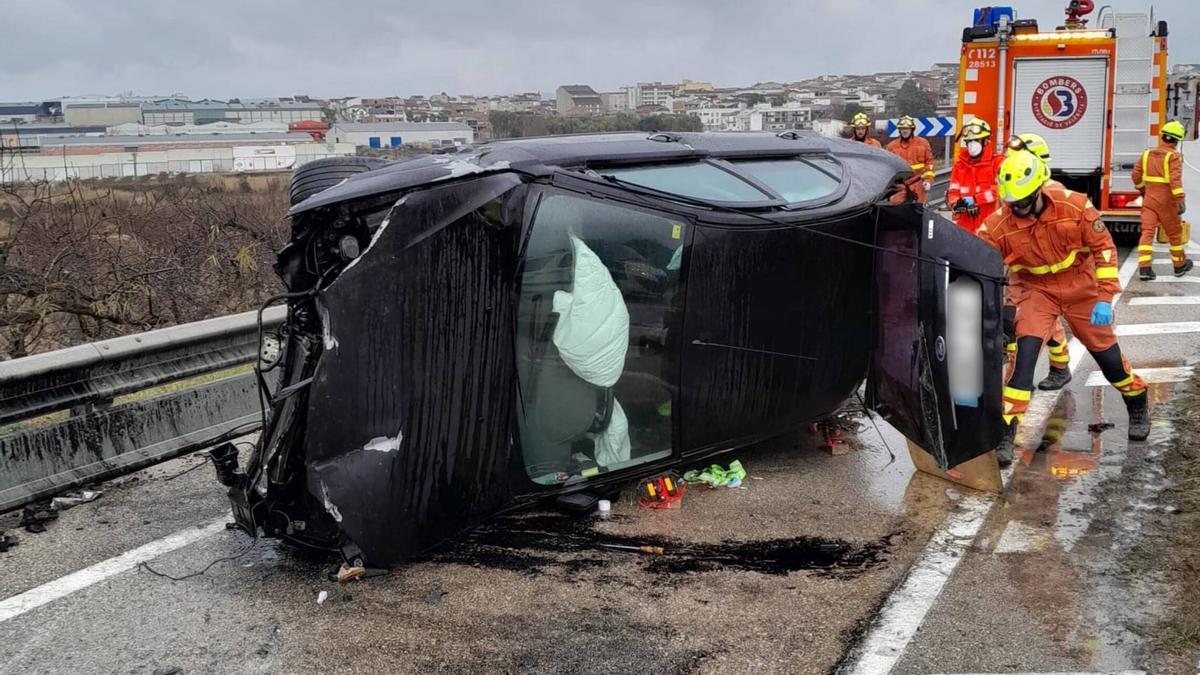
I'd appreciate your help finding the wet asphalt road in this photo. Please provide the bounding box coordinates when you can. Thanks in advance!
[2,242,1198,674]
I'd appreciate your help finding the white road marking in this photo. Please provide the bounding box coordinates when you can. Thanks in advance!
[1128,296,1200,305]
[931,671,1145,675]
[1148,276,1200,284]
[842,251,1142,673]
[992,520,1054,553]
[841,497,994,674]
[1115,321,1200,336]
[1086,366,1194,387]
[0,515,229,624]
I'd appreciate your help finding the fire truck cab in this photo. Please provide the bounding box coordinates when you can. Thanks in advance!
[957,4,1169,235]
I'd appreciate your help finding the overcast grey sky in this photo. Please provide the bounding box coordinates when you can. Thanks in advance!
[3,0,1199,100]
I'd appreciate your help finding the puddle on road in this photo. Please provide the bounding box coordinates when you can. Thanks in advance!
[993,373,1187,671]
[426,512,893,580]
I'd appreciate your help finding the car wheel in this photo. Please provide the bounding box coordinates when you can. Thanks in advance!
[289,156,391,206]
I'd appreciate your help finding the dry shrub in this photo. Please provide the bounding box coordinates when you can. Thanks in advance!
[0,174,289,357]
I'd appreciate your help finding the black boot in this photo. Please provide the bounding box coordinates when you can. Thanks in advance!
[1037,366,1073,391]
[1174,259,1194,277]
[1139,266,1157,281]
[1126,392,1151,441]
[995,422,1017,468]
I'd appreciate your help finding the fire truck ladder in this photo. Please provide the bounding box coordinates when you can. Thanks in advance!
[1105,12,1156,194]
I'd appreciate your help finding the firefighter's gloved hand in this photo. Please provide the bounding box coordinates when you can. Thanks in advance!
[953,199,969,213]
[1090,301,1113,327]
[1180,201,1187,215]
[922,180,932,191]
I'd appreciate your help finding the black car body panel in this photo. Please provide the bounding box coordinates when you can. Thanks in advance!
[227,132,1006,566]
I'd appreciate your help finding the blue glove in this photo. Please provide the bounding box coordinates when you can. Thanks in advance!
[1090,301,1113,326]
[963,196,976,206]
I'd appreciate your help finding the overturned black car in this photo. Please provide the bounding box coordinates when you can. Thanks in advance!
[215,132,1007,566]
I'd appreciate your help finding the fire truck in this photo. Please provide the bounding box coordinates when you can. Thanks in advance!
[956,2,1170,235]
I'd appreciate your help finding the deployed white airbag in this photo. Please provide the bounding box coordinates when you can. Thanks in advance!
[552,236,630,387]
[590,399,631,466]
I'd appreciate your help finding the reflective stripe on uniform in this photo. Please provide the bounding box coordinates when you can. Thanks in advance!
[1003,386,1032,401]
[1009,248,1089,275]
[1096,267,1119,279]
[1112,374,1135,389]
[1173,187,1185,196]
[1140,150,1173,184]
[1138,244,1154,264]
[911,163,925,171]
[1049,351,1071,364]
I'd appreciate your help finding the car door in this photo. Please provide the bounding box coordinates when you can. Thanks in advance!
[866,203,1007,470]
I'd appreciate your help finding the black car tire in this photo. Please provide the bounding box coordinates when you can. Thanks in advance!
[289,156,391,206]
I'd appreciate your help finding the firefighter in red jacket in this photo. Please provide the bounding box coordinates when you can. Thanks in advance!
[978,152,1150,467]
[1133,119,1193,280]
[886,115,935,203]
[849,112,882,148]
[946,119,1003,234]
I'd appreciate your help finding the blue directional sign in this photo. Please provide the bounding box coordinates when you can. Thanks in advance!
[887,116,957,137]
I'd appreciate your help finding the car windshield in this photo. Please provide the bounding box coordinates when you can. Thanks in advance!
[729,158,841,204]
[602,163,770,202]
[601,158,841,205]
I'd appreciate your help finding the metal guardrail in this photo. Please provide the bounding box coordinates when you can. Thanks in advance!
[0,306,285,513]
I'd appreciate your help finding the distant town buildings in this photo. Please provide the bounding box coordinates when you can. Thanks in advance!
[555,85,603,116]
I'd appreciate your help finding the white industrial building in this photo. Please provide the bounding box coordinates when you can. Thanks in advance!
[142,98,323,126]
[106,120,290,136]
[689,108,742,132]
[327,122,474,149]
[734,104,813,132]
[2,133,353,182]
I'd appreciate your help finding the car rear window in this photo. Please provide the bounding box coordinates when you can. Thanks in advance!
[730,159,841,204]
[602,163,770,203]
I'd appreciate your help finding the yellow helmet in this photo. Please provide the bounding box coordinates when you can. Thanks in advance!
[851,112,871,128]
[896,115,916,130]
[1007,132,1052,164]
[1162,120,1186,142]
[997,151,1050,203]
[961,119,991,141]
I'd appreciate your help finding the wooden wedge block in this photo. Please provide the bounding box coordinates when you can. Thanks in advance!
[907,440,1003,494]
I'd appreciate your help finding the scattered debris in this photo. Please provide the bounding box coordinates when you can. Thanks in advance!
[810,408,863,455]
[336,564,366,583]
[638,473,686,509]
[316,590,329,605]
[1088,421,1116,433]
[20,500,59,533]
[0,530,18,552]
[682,460,746,489]
[152,667,182,675]
[596,499,612,519]
[946,489,962,503]
[51,490,102,511]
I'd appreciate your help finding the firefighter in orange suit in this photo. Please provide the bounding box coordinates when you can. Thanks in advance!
[1003,132,1072,390]
[1133,119,1193,281]
[849,112,882,148]
[946,118,1002,234]
[886,115,935,203]
[977,152,1150,467]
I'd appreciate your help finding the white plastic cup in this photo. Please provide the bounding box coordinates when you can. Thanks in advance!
[597,499,612,517]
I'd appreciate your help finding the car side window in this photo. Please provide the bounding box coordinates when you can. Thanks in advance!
[517,193,683,485]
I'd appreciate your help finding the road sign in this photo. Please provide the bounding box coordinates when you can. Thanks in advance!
[887,116,957,137]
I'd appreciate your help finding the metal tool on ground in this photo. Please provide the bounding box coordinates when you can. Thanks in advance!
[598,543,665,556]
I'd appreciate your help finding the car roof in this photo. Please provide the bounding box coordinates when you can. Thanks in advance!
[289,131,907,216]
